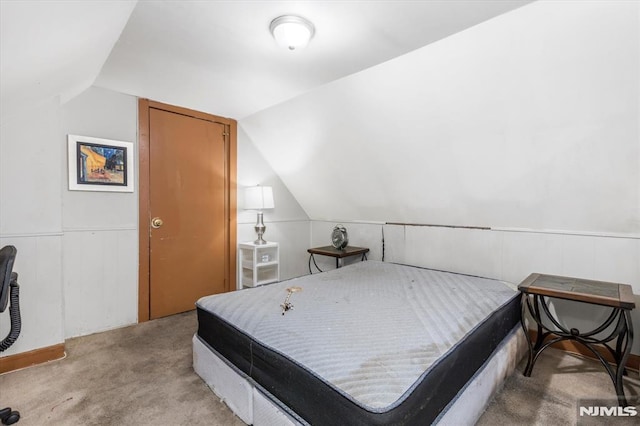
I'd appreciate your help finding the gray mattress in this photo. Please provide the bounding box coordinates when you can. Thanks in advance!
[196,261,519,423]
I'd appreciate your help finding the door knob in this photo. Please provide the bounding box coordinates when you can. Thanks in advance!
[151,217,163,228]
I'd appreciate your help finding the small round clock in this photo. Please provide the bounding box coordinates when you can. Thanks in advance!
[331,224,349,250]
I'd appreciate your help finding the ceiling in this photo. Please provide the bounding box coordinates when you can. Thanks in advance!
[0,0,136,118]
[1,0,532,120]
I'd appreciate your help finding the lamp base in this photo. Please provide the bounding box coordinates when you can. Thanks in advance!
[254,212,267,245]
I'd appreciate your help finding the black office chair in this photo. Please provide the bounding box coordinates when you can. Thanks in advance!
[0,245,21,425]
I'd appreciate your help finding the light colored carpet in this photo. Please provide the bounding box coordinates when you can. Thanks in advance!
[0,311,243,426]
[1,310,638,425]
[478,346,639,426]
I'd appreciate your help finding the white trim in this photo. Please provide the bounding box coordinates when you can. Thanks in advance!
[0,232,63,238]
[491,227,640,240]
[381,222,640,240]
[237,219,311,225]
[310,219,386,225]
[62,226,137,233]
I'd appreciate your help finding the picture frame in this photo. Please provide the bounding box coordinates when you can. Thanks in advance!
[67,134,134,192]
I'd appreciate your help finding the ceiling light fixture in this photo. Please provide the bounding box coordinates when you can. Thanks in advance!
[269,15,315,51]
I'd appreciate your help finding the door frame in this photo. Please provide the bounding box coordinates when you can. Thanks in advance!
[138,99,237,322]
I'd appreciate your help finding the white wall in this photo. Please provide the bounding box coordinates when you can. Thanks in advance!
[3,0,638,363]
[0,86,313,360]
[309,220,640,355]
[285,1,640,355]
[0,98,65,356]
[242,0,639,236]
[0,87,139,357]
[60,86,138,337]
[383,224,640,355]
[237,125,310,281]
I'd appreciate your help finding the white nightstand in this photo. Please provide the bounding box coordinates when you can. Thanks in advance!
[238,242,280,289]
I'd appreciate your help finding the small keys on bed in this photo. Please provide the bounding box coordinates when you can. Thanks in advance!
[281,300,293,315]
[281,286,302,315]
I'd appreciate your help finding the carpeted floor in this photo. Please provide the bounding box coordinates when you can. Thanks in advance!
[1,311,638,425]
[478,347,639,426]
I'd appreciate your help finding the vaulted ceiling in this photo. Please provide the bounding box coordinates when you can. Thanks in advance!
[3,1,635,234]
[1,0,532,120]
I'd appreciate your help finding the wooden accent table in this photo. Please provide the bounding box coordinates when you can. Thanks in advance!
[307,246,369,274]
[518,273,635,405]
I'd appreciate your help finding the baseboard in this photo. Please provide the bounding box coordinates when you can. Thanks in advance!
[0,343,65,374]
[529,330,639,372]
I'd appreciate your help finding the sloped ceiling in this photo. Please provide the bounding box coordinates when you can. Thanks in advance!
[0,0,532,121]
[0,0,137,118]
[96,0,532,119]
[241,1,640,233]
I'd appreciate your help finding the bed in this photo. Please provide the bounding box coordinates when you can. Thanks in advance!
[193,261,526,425]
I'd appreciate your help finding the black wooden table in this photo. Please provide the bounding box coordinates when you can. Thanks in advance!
[518,273,635,405]
[307,246,369,274]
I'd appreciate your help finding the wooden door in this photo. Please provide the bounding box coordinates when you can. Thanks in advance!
[138,100,237,321]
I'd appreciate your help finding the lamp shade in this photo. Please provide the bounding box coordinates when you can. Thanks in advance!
[244,186,274,210]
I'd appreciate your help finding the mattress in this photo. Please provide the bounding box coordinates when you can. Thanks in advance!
[196,261,520,425]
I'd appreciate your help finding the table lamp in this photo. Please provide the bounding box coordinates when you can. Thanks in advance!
[244,185,275,244]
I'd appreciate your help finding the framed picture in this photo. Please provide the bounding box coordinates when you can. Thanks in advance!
[67,134,134,192]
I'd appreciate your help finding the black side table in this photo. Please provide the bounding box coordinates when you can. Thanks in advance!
[518,273,635,406]
[307,246,369,274]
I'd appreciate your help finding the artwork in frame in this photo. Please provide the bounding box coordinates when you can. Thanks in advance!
[67,134,134,192]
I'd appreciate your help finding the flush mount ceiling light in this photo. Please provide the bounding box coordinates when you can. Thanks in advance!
[269,15,315,51]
